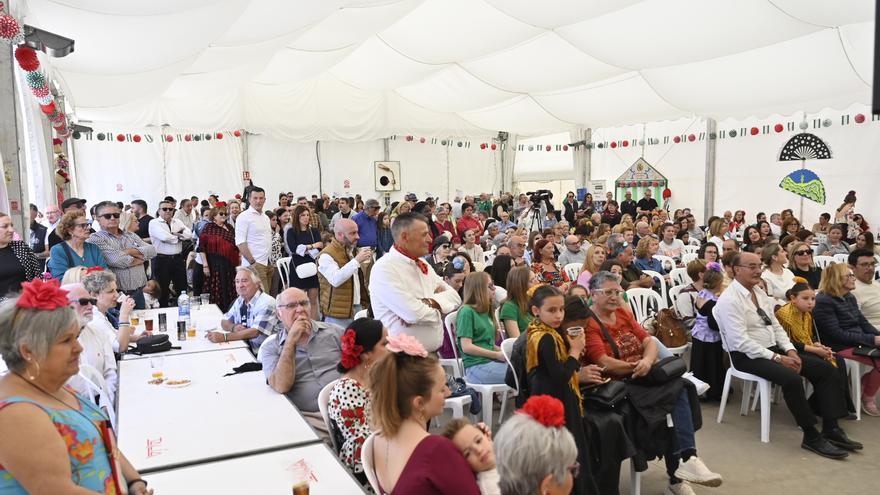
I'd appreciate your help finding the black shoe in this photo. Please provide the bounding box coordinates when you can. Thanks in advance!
[801,436,849,460]
[823,428,863,451]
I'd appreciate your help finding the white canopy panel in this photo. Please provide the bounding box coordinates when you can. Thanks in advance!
[20,0,875,141]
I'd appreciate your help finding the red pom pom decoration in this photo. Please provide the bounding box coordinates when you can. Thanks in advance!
[405,135,413,142]
[519,395,565,428]
[490,143,496,150]
[14,46,40,72]
[610,141,617,149]
[688,134,696,142]
[31,85,50,98]
[16,278,69,311]
[855,113,865,124]
[165,135,174,142]
[419,137,426,144]
[480,143,486,150]
[673,136,681,143]
[216,132,223,140]
[133,134,141,143]
[563,144,569,151]
[750,127,759,136]
[184,134,192,142]
[545,145,551,152]
[0,13,21,41]
[622,140,629,147]
[652,181,659,187]
[774,124,784,133]
[234,194,242,200]
[116,134,125,142]
[662,188,672,199]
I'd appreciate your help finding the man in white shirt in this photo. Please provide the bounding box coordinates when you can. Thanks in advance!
[149,200,193,306]
[173,198,195,230]
[42,203,62,254]
[369,212,462,352]
[317,219,372,328]
[235,187,273,292]
[769,213,783,237]
[207,266,280,354]
[715,252,860,458]
[557,235,586,267]
[850,249,880,327]
[63,283,118,406]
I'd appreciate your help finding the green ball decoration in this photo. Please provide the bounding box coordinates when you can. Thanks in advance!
[72,131,81,139]
[440,140,447,146]
[194,135,201,142]
[205,134,212,141]
[97,133,105,141]
[728,130,737,138]
[26,71,46,89]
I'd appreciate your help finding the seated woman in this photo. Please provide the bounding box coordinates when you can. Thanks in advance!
[705,218,726,252]
[457,272,507,384]
[367,334,480,494]
[82,269,147,353]
[659,223,686,262]
[531,239,570,289]
[633,237,667,275]
[673,260,708,331]
[47,210,108,280]
[489,254,514,290]
[854,231,880,255]
[576,245,606,288]
[741,226,763,253]
[0,213,41,299]
[817,224,850,256]
[494,396,579,495]
[583,272,722,494]
[328,318,388,484]
[760,242,796,306]
[691,263,727,401]
[0,279,150,494]
[813,263,880,416]
[787,241,822,289]
[424,236,451,276]
[697,242,719,264]
[499,266,538,339]
[459,229,485,268]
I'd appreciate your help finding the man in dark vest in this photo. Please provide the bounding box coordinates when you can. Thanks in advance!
[317,218,372,328]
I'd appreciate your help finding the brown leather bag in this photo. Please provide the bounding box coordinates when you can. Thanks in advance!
[654,308,688,348]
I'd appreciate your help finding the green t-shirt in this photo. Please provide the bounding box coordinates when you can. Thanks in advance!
[456,305,498,368]
[499,300,532,336]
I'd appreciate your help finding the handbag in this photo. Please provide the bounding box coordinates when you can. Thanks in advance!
[852,346,880,358]
[581,380,627,409]
[294,229,319,278]
[654,308,688,348]
[591,315,686,385]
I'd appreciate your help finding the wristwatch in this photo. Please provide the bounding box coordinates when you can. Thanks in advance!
[772,354,782,363]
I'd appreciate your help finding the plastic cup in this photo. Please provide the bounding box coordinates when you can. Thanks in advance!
[200,293,210,306]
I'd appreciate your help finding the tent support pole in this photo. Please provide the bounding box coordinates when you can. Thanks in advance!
[0,43,27,235]
[572,127,590,191]
[703,118,717,223]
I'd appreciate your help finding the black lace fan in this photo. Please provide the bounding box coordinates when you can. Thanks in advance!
[778,133,831,161]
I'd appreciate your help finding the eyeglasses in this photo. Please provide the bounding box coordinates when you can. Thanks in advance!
[756,307,772,326]
[567,462,581,479]
[278,300,310,310]
[74,222,91,229]
[846,273,856,279]
[160,207,176,212]
[736,263,762,271]
[793,250,812,256]
[100,213,121,220]
[77,298,97,306]
[595,288,623,297]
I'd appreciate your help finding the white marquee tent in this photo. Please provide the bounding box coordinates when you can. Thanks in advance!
[7,0,880,223]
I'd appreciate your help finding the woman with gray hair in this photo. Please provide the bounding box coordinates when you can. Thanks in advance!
[82,269,147,353]
[0,279,152,494]
[494,395,578,495]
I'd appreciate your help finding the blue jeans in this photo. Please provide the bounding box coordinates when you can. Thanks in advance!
[465,361,508,384]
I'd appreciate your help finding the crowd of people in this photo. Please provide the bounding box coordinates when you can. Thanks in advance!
[0,185,877,494]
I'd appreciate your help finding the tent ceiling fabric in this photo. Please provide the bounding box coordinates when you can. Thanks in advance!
[22,0,875,141]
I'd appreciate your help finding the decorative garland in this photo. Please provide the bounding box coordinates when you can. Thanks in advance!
[71,130,244,143]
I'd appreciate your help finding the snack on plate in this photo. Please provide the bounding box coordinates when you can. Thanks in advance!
[165,379,191,386]
[148,378,165,385]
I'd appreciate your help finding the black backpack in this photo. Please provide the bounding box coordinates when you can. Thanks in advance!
[127,334,174,355]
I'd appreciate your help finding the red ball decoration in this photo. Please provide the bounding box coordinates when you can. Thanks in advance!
[0,14,21,40]
[490,143,496,150]
[216,132,223,140]
[855,113,866,124]
[610,141,617,149]
[562,144,569,151]
[165,135,174,142]
[652,181,659,187]
[750,127,759,136]
[31,86,50,98]
[774,123,784,133]
[184,134,192,142]
[14,46,40,72]
[630,181,637,187]
[479,143,486,150]
[405,135,413,142]
[543,145,550,152]
[688,134,696,142]
[115,134,125,142]
[133,134,142,143]
[622,140,629,147]
[673,136,681,143]
[233,130,242,137]
[419,137,426,144]
[40,101,56,115]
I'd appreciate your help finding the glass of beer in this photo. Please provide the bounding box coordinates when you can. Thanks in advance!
[130,312,140,327]
[187,322,197,338]
[144,318,154,333]
[150,356,165,380]
[292,482,309,495]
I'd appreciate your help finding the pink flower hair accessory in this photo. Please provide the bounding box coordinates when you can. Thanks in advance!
[386,334,428,358]
[706,261,723,272]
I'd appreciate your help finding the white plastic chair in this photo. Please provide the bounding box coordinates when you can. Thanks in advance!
[681,252,698,265]
[317,380,340,452]
[652,255,675,273]
[444,312,514,428]
[361,434,381,494]
[845,359,870,420]
[682,245,700,255]
[641,269,668,307]
[276,256,291,290]
[669,267,691,287]
[353,308,368,320]
[626,288,665,325]
[77,364,117,431]
[668,285,685,310]
[813,255,835,270]
[563,263,582,282]
[499,338,520,422]
[833,253,849,265]
[713,307,773,443]
[441,311,465,378]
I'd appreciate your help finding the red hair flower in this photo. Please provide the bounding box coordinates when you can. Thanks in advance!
[341,329,364,369]
[85,266,104,274]
[518,395,566,428]
[17,279,69,311]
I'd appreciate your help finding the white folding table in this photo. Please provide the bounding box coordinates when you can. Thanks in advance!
[117,347,319,473]
[123,305,247,360]
[145,443,365,494]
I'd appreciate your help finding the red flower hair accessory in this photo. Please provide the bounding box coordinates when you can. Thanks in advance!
[85,266,104,274]
[518,395,565,428]
[340,328,364,369]
[16,278,69,311]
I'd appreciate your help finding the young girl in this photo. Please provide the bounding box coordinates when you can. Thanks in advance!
[691,262,726,401]
[457,272,506,384]
[499,266,538,339]
[526,285,596,495]
[441,419,499,495]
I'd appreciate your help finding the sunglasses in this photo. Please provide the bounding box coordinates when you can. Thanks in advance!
[793,250,812,256]
[160,207,176,212]
[77,297,97,306]
[756,307,772,326]
[100,213,121,220]
[217,212,227,217]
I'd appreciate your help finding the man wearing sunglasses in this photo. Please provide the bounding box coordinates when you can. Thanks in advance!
[148,200,193,307]
[850,248,880,328]
[62,282,118,406]
[715,252,860,459]
[88,201,156,309]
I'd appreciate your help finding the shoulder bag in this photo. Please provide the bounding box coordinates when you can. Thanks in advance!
[654,308,688,348]
[591,315,686,385]
[294,229,318,278]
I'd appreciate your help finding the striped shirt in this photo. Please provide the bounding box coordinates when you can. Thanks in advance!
[87,230,157,291]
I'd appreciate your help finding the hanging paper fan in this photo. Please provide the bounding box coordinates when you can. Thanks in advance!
[778,133,831,161]
[778,169,826,204]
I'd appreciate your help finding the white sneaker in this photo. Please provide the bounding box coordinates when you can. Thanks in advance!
[682,372,710,396]
[675,456,722,487]
[664,480,696,495]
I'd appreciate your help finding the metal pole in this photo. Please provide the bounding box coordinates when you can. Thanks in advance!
[703,118,717,224]
[0,43,27,234]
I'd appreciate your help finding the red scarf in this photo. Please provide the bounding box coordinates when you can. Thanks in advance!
[395,244,429,275]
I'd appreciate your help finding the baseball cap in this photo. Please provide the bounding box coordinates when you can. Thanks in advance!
[61,198,86,210]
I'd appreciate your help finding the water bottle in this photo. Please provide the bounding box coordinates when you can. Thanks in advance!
[177,292,190,320]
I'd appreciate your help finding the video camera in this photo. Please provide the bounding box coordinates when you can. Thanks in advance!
[526,189,553,206]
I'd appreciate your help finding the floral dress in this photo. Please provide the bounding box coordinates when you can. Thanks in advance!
[327,377,371,475]
[532,262,569,288]
[0,392,117,494]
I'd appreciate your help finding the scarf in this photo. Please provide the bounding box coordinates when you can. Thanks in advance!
[201,223,240,267]
[525,319,583,415]
[394,244,429,275]
[775,303,836,367]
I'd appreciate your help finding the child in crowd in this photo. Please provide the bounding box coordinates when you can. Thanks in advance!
[441,419,500,495]
[142,280,161,309]
[691,262,726,401]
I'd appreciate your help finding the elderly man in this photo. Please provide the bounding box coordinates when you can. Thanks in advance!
[558,235,587,267]
[715,252,860,458]
[769,213,783,237]
[149,199,193,306]
[42,203,62,253]
[329,198,353,233]
[507,234,529,267]
[130,199,153,242]
[633,221,652,245]
[258,287,343,427]
[317,218,372,328]
[620,191,637,218]
[352,198,381,249]
[208,266,279,353]
[637,189,658,215]
[173,198,195,230]
[721,238,739,257]
[63,283,118,405]
[370,212,461,352]
[235,187,273,291]
[47,198,87,248]
[850,249,880,327]
[495,210,517,232]
[609,240,653,289]
[88,201,157,309]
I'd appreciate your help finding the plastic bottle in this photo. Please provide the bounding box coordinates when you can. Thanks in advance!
[177,292,190,320]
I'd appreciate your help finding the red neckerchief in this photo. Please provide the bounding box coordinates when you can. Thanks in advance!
[395,244,429,275]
